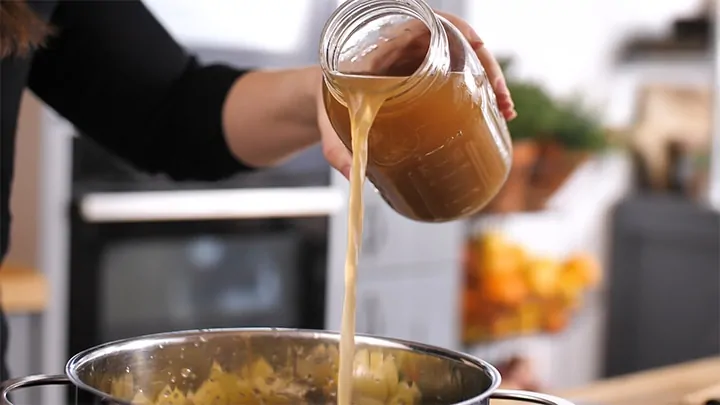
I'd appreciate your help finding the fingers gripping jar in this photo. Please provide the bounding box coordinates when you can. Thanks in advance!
[320,0,512,222]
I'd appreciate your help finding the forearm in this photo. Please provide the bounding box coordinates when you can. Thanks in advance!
[222,66,323,167]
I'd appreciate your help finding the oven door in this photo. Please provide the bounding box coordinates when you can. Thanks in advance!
[97,222,308,341]
[68,187,342,358]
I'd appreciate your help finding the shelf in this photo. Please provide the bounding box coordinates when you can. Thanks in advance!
[463,152,632,388]
[468,152,633,254]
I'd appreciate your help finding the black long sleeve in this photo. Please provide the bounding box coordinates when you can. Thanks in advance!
[28,0,253,181]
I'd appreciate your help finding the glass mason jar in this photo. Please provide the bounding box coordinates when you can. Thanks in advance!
[319,0,512,222]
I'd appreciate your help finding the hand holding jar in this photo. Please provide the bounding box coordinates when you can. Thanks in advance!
[317,0,517,222]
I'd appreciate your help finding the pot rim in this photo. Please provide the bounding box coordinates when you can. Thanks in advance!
[64,327,503,405]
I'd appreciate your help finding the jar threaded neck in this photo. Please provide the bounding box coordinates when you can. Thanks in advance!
[319,0,450,105]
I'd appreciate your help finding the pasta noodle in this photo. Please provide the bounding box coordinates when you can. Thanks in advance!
[112,344,421,405]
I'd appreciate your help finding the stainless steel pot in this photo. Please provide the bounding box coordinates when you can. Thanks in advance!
[0,328,575,405]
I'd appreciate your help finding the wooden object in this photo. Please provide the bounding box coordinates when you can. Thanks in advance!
[7,93,42,269]
[484,140,539,213]
[617,2,712,63]
[554,357,720,405]
[0,264,48,313]
[681,383,720,405]
[527,142,590,211]
[495,357,720,405]
[631,85,711,191]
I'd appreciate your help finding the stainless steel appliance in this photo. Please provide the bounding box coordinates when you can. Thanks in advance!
[605,194,720,377]
[69,184,339,341]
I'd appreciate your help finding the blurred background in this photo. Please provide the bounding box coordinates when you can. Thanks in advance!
[1,0,718,404]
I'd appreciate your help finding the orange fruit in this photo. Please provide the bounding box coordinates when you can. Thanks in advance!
[564,253,602,288]
[523,257,561,298]
[518,303,542,333]
[478,231,507,252]
[481,250,521,276]
[489,314,517,337]
[556,270,584,305]
[462,287,484,319]
[544,310,569,333]
[480,273,528,306]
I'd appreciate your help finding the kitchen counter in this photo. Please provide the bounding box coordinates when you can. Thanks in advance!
[0,264,48,313]
[498,357,720,405]
[538,357,720,405]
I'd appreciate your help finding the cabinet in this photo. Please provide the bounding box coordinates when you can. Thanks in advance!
[326,172,465,348]
[357,182,464,270]
[354,265,461,349]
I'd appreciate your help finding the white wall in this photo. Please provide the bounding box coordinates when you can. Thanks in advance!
[143,1,318,52]
[465,0,704,114]
[144,0,706,121]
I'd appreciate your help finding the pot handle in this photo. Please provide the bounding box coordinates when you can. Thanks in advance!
[1,374,71,405]
[491,389,576,405]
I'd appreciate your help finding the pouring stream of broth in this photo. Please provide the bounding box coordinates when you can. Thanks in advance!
[334,74,389,405]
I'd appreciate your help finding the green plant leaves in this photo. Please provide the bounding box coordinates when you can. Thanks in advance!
[500,57,606,150]
[506,81,558,141]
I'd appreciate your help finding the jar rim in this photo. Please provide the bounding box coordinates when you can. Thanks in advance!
[318,0,450,106]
